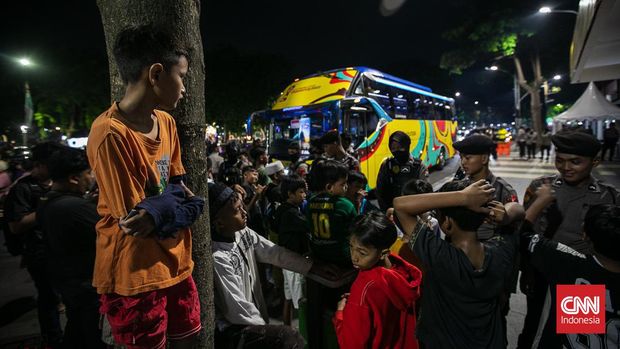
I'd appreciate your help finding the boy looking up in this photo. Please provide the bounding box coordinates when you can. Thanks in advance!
[209,182,334,348]
[87,25,202,349]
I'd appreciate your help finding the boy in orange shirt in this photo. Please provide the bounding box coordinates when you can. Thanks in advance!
[87,25,202,349]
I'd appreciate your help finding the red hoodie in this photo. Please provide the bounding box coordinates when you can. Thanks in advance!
[333,253,422,349]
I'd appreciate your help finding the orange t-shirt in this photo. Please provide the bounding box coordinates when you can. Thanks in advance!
[87,103,193,296]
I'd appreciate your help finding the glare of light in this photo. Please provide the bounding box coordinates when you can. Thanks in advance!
[553,74,562,80]
[55,127,61,131]
[19,58,32,66]
[455,92,461,97]
[539,6,552,13]
[474,101,479,105]
[511,122,516,125]
[20,125,29,134]
[489,66,499,71]
[61,135,67,141]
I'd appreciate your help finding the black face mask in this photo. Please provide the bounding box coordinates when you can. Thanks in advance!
[289,153,300,163]
[393,150,410,163]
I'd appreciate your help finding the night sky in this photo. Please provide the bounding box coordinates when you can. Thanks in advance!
[0,0,584,131]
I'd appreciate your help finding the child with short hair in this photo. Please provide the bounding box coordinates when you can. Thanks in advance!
[306,160,356,266]
[305,160,357,349]
[394,179,524,348]
[274,175,309,326]
[210,182,326,348]
[333,211,422,349]
[87,25,203,348]
[345,171,379,214]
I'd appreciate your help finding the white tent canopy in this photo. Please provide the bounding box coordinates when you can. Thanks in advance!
[554,82,620,122]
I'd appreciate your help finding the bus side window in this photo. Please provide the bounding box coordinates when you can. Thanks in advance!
[407,92,420,119]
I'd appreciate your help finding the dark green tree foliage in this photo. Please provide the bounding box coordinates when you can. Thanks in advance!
[439,0,565,137]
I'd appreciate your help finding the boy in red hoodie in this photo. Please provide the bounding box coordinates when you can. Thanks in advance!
[333,211,422,349]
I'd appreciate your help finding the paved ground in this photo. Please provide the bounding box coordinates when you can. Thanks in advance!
[1,146,618,348]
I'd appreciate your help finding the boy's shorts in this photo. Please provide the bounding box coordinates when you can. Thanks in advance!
[283,270,304,309]
[100,276,201,349]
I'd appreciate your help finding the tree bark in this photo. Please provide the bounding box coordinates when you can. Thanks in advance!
[96,1,213,348]
[513,55,544,137]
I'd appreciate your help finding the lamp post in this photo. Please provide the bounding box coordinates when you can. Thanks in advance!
[18,57,34,146]
[485,65,522,121]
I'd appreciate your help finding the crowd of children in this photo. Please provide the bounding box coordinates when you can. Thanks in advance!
[1,24,619,349]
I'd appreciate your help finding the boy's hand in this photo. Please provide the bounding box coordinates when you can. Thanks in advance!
[461,180,495,211]
[535,183,555,206]
[485,201,507,224]
[255,184,266,196]
[233,184,247,201]
[119,209,156,238]
[337,293,350,311]
[386,208,395,223]
[179,181,195,199]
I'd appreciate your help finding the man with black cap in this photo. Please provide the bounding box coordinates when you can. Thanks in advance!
[517,130,620,349]
[453,134,519,240]
[376,131,428,211]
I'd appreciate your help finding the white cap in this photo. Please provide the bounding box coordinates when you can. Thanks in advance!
[264,161,284,176]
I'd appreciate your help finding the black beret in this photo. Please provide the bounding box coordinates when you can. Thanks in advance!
[552,131,601,157]
[208,182,235,221]
[453,135,494,155]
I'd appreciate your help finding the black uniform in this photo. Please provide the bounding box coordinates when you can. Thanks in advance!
[376,156,427,211]
[518,130,619,349]
[522,230,620,348]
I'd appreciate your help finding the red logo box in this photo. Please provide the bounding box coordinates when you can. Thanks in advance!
[556,284,606,334]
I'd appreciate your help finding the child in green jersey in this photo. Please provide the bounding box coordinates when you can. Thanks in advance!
[305,160,358,349]
[306,160,357,267]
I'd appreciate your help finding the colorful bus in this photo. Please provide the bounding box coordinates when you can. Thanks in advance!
[252,67,458,189]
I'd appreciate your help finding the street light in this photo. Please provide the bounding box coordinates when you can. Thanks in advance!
[19,58,32,66]
[538,6,578,15]
[474,101,479,105]
[455,92,461,97]
[553,74,562,80]
[485,64,522,120]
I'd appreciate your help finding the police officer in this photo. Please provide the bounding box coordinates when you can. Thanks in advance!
[376,131,428,211]
[453,134,519,239]
[518,130,620,349]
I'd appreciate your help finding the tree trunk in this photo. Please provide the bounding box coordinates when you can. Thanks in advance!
[96,1,213,348]
[513,56,544,137]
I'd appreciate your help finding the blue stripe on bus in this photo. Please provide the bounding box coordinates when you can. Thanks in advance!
[372,76,454,103]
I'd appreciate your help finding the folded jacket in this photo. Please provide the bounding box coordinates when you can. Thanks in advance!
[135,182,205,239]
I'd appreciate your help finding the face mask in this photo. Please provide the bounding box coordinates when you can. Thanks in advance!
[393,150,410,163]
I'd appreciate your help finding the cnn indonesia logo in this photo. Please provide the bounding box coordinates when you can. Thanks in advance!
[557,285,606,334]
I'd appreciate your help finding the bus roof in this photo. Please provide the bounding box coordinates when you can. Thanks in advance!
[271,67,454,111]
[301,67,433,93]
